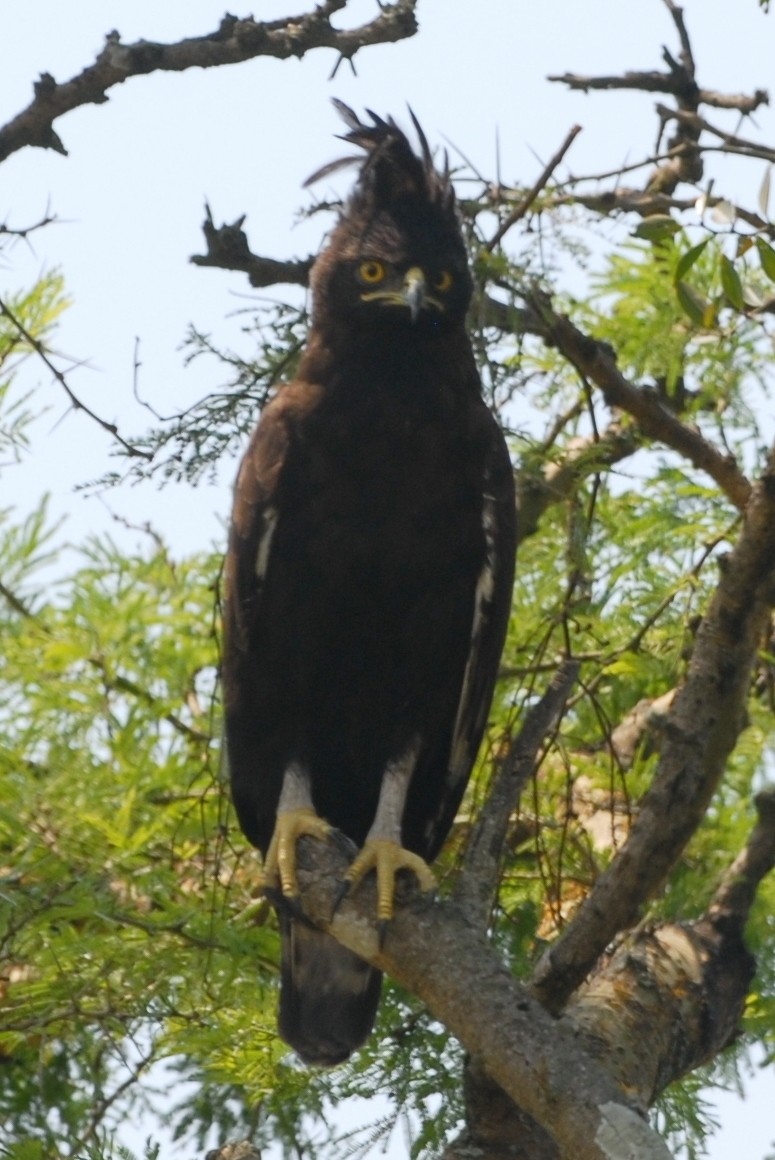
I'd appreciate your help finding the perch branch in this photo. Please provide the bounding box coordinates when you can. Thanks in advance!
[289,835,673,1160]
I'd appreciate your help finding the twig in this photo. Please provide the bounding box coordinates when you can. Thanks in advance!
[0,294,152,460]
[486,125,582,252]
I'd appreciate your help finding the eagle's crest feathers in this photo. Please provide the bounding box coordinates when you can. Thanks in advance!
[305,100,458,227]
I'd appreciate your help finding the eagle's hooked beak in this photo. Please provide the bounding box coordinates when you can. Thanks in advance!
[402,267,427,323]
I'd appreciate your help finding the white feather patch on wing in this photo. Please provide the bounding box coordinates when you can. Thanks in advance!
[255,505,278,581]
[447,491,498,787]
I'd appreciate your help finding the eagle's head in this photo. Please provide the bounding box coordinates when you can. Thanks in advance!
[307,102,473,335]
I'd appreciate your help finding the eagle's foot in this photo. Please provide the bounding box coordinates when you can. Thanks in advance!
[261,807,331,900]
[338,838,436,924]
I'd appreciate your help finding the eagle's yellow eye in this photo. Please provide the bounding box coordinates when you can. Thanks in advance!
[433,270,453,292]
[358,260,386,284]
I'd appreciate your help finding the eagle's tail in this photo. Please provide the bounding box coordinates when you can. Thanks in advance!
[278,912,382,1066]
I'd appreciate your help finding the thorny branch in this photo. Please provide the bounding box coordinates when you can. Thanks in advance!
[486,124,582,252]
[0,294,152,460]
[0,1,419,163]
[190,204,314,288]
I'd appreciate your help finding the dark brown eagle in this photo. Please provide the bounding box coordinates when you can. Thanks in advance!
[223,103,516,1066]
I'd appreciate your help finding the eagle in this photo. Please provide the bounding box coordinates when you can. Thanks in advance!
[223,102,516,1067]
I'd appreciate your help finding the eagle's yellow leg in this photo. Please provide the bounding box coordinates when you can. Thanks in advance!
[262,807,331,898]
[339,739,435,923]
[342,838,436,922]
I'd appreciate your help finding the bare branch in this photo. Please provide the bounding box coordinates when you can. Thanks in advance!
[548,70,688,97]
[453,658,580,930]
[190,205,314,288]
[486,124,582,252]
[0,295,153,460]
[548,73,767,116]
[706,785,775,931]
[533,445,775,1011]
[656,102,775,165]
[0,1,419,163]
[662,0,695,79]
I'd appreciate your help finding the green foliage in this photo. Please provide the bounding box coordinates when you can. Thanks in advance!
[0,271,68,461]
[5,75,775,1160]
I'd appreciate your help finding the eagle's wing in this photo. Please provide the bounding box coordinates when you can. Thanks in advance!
[224,395,291,662]
[416,413,516,862]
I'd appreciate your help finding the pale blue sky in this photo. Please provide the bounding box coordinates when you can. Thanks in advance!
[2,2,774,1156]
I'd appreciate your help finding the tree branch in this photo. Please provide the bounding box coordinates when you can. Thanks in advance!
[289,835,673,1160]
[532,445,775,1011]
[0,294,153,460]
[566,787,775,1104]
[486,124,582,252]
[525,292,753,512]
[0,1,419,163]
[190,204,314,288]
[453,658,580,930]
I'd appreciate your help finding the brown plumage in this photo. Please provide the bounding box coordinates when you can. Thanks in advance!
[223,103,516,1066]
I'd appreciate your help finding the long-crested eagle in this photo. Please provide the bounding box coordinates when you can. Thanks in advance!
[223,103,516,1066]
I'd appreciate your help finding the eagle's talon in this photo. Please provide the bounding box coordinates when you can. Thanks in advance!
[341,837,437,924]
[331,877,352,918]
[262,807,331,900]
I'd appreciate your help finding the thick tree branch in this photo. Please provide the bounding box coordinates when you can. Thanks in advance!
[532,446,775,1011]
[0,1,418,163]
[567,919,755,1107]
[290,836,673,1160]
[567,788,775,1104]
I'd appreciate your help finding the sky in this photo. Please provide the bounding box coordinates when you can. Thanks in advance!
[2,1,775,1157]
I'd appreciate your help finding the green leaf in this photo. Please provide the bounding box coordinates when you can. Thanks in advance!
[674,239,710,283]
[756,237,775,283]
[675,280,712,326]
[720,255,745,311]
[632,214,681,243]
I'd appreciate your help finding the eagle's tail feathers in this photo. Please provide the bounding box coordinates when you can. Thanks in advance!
[279,914,382,1067]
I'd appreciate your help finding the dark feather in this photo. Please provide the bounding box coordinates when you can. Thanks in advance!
[223,104,516,1065]
[278,916,382,1068]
